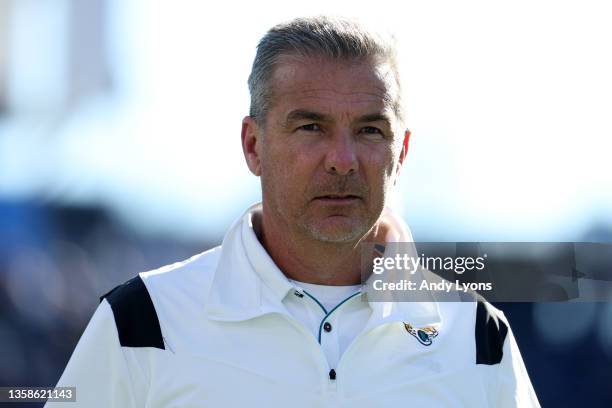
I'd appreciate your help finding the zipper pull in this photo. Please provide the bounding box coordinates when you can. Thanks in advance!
[329,369,336,380]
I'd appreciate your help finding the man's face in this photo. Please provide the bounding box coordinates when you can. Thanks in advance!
[244,56,408,244]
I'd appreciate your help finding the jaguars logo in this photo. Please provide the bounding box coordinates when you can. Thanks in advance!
[403,323,439,346]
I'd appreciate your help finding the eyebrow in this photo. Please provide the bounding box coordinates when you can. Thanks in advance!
[284,109,393,127]
[285,110,333,124]
[355,113,394,125]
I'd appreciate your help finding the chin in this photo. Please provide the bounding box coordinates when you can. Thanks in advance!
[303,218,370,243]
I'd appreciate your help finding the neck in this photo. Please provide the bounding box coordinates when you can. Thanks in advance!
[254,211,389,286]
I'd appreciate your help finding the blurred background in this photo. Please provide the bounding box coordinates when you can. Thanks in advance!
[0,0,611,406]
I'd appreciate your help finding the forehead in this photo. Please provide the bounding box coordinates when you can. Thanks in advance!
[268,56,399,119]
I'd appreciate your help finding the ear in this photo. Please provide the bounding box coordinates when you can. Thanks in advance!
[241,116,263,176]
[394,129,411,182]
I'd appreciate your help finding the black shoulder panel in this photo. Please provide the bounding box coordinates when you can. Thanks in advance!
[475,301,508,365]
[100,275,165,350]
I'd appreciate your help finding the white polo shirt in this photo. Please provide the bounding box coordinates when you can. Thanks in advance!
[46,203,540,407]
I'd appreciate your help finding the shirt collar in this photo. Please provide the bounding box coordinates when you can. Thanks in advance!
[205,203,441,327]
[362,207,441,328]
[205,203,294,321]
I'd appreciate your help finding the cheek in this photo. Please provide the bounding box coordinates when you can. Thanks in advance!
[361,145,399,183]
[260,144,310,196]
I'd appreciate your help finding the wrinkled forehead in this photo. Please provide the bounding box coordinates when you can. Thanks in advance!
[268,55,401,121]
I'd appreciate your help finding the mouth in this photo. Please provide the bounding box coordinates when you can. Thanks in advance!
[313,194,362,204]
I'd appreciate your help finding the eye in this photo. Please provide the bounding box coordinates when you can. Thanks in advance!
[360,126,384,137]
[298,123,322,132]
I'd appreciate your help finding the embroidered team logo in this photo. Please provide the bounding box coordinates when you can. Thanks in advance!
[403,323,439,346]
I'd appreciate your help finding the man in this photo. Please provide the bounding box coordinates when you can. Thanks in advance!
[47,16,539,407]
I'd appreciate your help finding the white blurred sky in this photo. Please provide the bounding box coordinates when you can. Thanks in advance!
[0,0,611,241]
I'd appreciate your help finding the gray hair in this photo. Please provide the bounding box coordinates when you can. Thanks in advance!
[247,16,404,128]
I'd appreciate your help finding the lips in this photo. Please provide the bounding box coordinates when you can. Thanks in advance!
[313,194,362,204]
[317,194,361,199]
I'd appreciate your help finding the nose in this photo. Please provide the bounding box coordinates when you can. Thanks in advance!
[324,131,358,176]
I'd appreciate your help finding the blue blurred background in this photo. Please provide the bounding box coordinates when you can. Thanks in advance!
[0,0,611,406]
